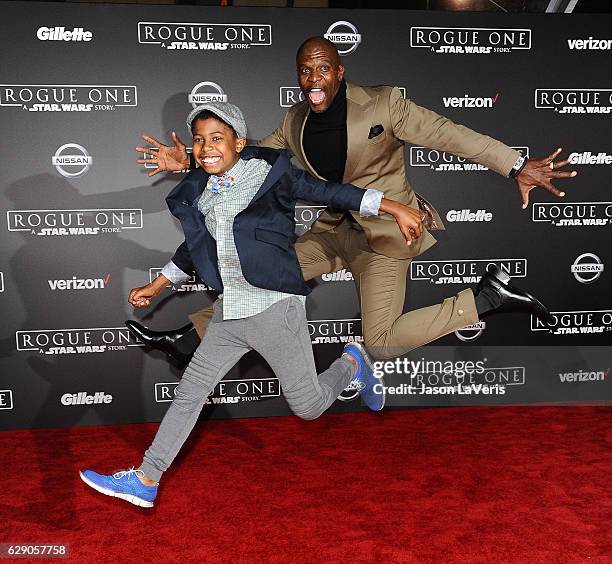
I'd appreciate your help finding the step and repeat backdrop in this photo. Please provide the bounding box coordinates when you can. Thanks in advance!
[1,1,610,429]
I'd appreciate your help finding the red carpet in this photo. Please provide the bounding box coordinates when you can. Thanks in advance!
[1,407,610,563]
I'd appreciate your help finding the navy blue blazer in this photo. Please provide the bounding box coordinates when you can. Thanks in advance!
[166,146,366,296]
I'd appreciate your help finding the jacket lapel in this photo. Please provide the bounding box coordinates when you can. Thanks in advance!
[164,168,224,290]
[289,104,324,179]
[166,167,208,209]
[248,150,289,204]
[343,83,378,183]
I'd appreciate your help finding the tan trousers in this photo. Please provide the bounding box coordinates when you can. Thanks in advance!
[189,220,479,359]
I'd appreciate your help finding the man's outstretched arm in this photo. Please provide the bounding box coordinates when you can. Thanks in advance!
[389,88,577,207]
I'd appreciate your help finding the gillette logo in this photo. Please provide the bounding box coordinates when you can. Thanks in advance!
[321,269,354,282]
[61,391,112,405]
[568,152,612,165]
[446,209,493,222]
[37,26,93,42]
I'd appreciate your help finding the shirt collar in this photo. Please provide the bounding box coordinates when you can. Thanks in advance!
[223,156,247,183]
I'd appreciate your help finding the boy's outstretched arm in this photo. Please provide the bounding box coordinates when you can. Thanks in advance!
[128,274,169,308]
[128,240,195,308]
[290,168,423,246]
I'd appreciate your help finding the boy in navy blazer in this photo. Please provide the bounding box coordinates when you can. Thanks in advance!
[79,102,423,508]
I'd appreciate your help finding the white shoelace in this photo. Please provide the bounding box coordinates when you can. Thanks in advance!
[113,467,145,480]
[344,379,365,392]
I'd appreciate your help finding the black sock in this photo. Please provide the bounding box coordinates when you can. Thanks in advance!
[474,287,502,315]
[174,326,201,356]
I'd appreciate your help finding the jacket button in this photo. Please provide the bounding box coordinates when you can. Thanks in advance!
[458,309,464,315]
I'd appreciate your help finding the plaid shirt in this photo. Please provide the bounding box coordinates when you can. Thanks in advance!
[162,157,383,320]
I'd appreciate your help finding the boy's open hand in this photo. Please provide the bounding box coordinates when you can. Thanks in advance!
[135,131,190,177]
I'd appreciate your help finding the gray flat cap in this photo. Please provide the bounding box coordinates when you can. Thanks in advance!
[186,101,247,139]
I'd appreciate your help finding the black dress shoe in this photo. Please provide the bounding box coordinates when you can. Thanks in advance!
[476,266,555,325]
[125,320,196,368]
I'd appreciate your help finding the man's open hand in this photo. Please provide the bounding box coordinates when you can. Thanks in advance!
[516,148,577,209]
[135,131,190,177]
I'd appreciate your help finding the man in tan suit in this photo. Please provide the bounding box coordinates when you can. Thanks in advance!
[129,37,575,364]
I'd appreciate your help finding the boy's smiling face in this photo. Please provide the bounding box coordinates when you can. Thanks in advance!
[192,116,246,175]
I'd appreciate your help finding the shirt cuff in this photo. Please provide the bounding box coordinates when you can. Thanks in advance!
[359,188,384,217]
[161,261,190,284]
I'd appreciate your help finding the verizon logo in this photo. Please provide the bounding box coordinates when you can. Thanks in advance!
[443,93,500,108]
[567,38,612,50]
[559,368,608,382]
[48,274,110,290]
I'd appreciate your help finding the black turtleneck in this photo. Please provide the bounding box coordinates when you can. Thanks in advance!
[302,80,347,183]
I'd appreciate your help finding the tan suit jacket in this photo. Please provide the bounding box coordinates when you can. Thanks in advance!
[259,82,519,260]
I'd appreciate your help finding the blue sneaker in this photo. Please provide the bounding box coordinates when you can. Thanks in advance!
[343,342,385,411]
[79,467,158,508]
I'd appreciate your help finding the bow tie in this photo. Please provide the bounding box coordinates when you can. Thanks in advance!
[206,173,236,194]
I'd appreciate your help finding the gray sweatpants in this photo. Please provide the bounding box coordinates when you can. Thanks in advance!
[139,297,354,482]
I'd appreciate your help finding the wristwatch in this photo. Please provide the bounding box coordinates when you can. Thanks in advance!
[508,155,528,178]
